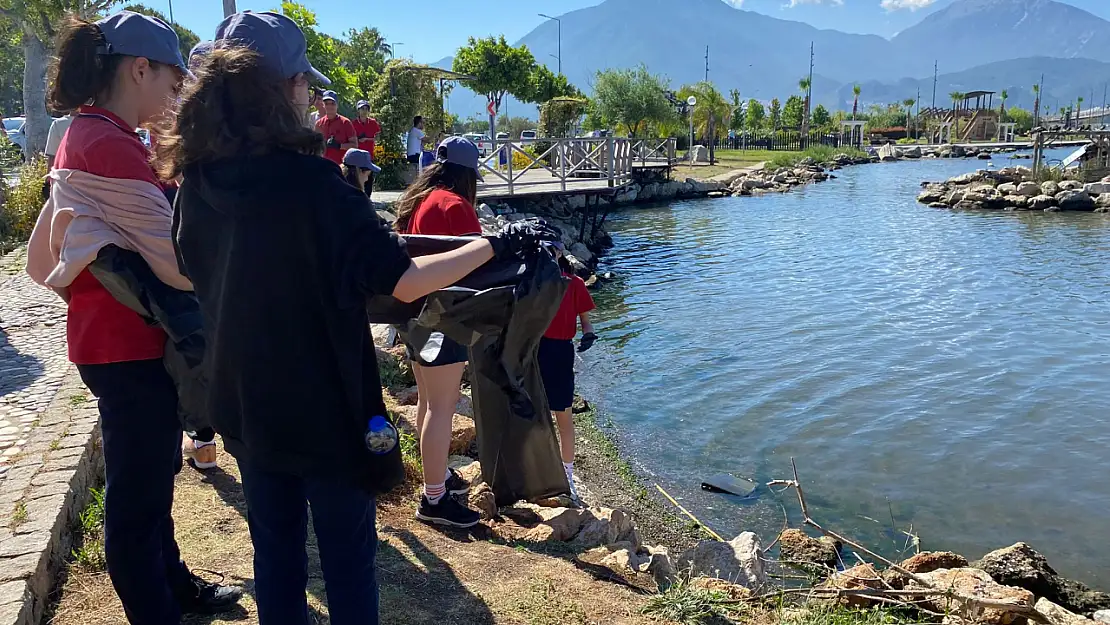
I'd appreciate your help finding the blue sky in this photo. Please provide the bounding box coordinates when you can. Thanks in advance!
[168,0,1110,64]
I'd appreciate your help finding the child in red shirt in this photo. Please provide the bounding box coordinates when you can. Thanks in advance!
[314,90,357,165]
[538,247,598,500]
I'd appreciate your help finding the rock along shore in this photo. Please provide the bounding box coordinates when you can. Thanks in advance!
[917,166,1110,212]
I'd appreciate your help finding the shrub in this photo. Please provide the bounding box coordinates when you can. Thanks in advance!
[372,144,408,191]
[72,487,107,572]
[0,158,48,254]
[0,135,21,171]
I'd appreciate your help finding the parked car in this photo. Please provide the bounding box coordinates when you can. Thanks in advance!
[3,117,26,159]
[495,132,509,141]
[463,133,493,157]
[520,129,538,141]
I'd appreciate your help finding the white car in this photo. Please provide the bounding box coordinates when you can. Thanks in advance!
[463,133,493,157]
[520,129,538,142]
[3,117,26,158]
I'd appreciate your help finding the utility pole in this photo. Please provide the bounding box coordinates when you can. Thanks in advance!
[167,0,174,23]
[1103,82,1107,126]
[222,0,236,18]
[538,14,562,75]
[803,41,814,142]
[705,45,709,83]
[932,60,938,110]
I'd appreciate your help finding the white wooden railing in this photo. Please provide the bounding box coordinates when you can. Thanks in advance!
[478,137,633,195]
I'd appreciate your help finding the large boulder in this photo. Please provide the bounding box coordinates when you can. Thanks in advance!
[1095,610,1110,624]
[878,144,899,162]
[823,563,884,607]
[1029,195,1057,210]
[690,145,709,163]
[1042,180,1061,196]
[949,172,981,185]
[917,184,948,204]
[998,183,1018,195]
[371,324,397,348]
[1085,182,1110,195]
[908,568,1035,625]
[902,145,922,158]
[777,529,840,572]
[1097,194,1110,209]
[974,543,1110,616]
[1016,181,1041,197]
[1004,195,1031,210]
[1056,189,1096,211]
[1059,180,1084,191]
[679,533,765,588]
[885,551,969,589]
[569,242,595,264]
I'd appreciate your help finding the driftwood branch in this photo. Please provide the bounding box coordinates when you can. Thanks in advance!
[764,458,1048,623]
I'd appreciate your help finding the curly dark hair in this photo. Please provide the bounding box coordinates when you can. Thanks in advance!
[156,45,322,179]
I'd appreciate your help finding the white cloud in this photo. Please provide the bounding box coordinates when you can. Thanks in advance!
[723,0,744,6]
[880,0,937,10]
[784,0,844,6]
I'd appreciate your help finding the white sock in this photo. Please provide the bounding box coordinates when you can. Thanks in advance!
[424,482,446,505]
[563,462,574,480]
[444,467,452,482]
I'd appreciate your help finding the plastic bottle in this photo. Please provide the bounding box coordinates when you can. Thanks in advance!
[364,415,399,455]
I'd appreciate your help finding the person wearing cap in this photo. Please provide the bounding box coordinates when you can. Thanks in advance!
[315,90,357,165]
[26,10,242,624]
[392,136,489,529]
[341,148,381,198]
[352,100,381,155]
[162,11,554,624]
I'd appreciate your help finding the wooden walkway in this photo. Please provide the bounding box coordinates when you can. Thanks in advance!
[374,167,639,205]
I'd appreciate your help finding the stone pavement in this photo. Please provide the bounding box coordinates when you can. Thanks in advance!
[0,247,70,480]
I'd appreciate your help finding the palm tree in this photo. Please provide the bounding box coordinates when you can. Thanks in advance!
[903,98,917,139]
[999,89,1009,121]
[799,77,812,134]
[852,84,861,120]
[1077,96,1084,128]
[1032,84,1041,125]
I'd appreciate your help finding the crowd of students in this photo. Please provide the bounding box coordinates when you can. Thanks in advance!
[24,8,599,625]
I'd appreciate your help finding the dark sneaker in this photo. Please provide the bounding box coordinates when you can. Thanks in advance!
[175,569,243,615]
[446,467,471,496]
[416,494,481,528]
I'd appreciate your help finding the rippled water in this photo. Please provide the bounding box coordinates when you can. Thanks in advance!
[579,150,1110,587]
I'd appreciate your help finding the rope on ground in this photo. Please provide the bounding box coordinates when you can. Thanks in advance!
[653,483,725,542]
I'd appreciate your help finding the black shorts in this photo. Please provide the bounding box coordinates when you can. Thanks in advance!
[402,330,468,367]
[407,154,420,164]
[538,337,575,411]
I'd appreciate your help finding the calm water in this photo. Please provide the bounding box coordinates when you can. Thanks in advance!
[579,150,1110,587]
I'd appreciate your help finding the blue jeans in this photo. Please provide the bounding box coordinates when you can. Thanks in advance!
[77,359,191,625]
[239,462,379,625]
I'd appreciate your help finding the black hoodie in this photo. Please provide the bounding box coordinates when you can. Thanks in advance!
[173,150,411,491]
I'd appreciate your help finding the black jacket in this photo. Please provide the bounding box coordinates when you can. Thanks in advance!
[173,150,410,492]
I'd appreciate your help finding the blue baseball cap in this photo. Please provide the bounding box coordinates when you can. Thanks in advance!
[96,11,189,74]
[214,11,330,85]
[356,100,370,110]
[436,137,484,181]
[342,149,381,173]
[321,90,338,102]
[187,40,213,70]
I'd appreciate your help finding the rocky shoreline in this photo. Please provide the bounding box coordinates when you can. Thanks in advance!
[917,166,1110,212]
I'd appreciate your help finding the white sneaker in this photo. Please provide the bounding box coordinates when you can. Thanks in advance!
[183,436,218,470]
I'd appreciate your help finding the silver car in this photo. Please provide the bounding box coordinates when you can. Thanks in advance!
[3,117,26,159]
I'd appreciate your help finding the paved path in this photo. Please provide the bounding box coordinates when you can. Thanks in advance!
[0,247,70,480]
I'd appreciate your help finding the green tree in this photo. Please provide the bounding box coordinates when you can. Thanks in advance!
[592,65,674,137]
[999,89,1008,119]
[539,96,587,139]
[124,4,197,61]
[745,99,764,131]
[798,76,811,133]
[0,19,21,119]
[496,115,535,138]
[452,35,537,116]
[728,89,744,131]
[336,27,390,99]
[528,65,577,103]
[366,59,444,186]
[768,98,781,131]
[282,2,356,105]
[677,82,730,142]
[903,98,917,137]
[1032,83,1041,124]
[852,84,861,120]
[811,104,831,129]
[0,0,119,154]
[782,95,804,128]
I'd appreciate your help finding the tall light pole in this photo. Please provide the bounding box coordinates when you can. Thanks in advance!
[167,0,174,23]
[389,43,405,59]
[222,0,236,18]
[538,13,561,75]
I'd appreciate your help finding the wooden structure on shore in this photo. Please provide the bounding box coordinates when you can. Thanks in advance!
[920,90,1000,143]
[1032,129,1110,181]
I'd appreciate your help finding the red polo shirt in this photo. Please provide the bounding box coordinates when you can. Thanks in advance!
[404,189,482,236]
[352,117,381,155]
[54,106,167,365]
[315,114,357,165]
[544,274,595,340]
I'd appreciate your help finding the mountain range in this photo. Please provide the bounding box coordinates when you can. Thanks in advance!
[441,0,1110,119]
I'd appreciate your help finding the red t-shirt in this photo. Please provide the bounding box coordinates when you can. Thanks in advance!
[54,106,167,365]
[315,114,357,165]
[544,273,595,340]
[405,189,482,236]
[352,117,381,155]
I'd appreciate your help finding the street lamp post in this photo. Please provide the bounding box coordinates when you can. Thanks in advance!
[687,95,697,163]
[222,0,236,18]
[389,43,405,59]
[167,0,174,23]
[538,13,561,75]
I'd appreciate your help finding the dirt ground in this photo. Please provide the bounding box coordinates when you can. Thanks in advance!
[47,439,668,625]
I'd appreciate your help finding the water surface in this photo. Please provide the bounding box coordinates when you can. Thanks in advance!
[579,150,1110,586]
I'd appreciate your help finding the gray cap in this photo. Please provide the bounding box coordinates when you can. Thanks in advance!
[342,148,381,173]
[214,11,330,84]
[436,137,484,181]
[321,90,338,102]
[96,10,188,73]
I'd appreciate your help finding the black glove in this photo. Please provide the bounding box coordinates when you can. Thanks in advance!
[326,137,340,149]
[578,332,598,353]
[486,219,560,261]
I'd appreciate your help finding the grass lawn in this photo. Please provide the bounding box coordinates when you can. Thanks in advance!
[672,149,800,179]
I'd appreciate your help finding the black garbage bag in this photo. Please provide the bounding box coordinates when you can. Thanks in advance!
[87,245,209,434]
[366,235,570,505]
